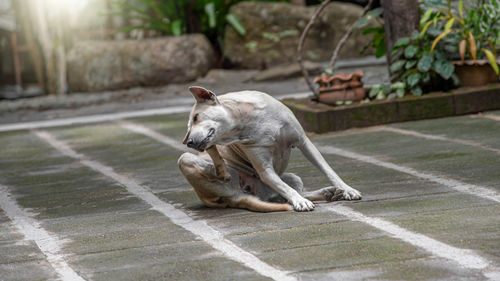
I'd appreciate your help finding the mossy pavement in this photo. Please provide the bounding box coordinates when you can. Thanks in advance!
[0,110,499,280]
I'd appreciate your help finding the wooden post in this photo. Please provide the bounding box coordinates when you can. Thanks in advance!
[381,0,419,66]
[28,0,57,95]
[15,0,46,93]
[55,21,67,96]
[10,33,22,88]
[23,0,68,95]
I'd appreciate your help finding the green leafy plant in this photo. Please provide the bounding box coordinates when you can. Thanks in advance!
[111,0,288,56]
[389,31,458,95]
[335,100,353,106]
[111,0,248,38]
[110,0,186,35]
[361,25,386,58]
[421,0,500,74]
[368,82,406,100]
[354,7,385,58]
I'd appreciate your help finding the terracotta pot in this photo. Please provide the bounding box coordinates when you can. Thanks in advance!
[454,60,499,87]
[318,88,366,105]
[314,71,366,105]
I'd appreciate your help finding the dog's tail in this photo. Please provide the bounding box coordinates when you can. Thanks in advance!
[232,195,292,212]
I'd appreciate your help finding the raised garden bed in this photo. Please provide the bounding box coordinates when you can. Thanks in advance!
[283,84,500,133]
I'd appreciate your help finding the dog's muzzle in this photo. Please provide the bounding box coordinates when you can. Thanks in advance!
[186,128,215,151]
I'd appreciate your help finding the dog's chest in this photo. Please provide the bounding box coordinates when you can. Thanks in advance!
[217,144,256,176]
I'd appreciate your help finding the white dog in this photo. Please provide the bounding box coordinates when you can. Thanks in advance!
[178,86,361,212]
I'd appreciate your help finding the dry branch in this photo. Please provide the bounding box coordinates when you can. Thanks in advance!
[297,0,331,97]
[329,0,375,69]
[297,0,375,98]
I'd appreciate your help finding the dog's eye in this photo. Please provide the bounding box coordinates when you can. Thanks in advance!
[193,113,199,123]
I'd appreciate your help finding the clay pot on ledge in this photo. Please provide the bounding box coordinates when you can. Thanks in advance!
[453,59,500,87]
[313,71,366,105]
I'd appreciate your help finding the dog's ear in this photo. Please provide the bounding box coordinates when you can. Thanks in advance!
[189,86,219,104]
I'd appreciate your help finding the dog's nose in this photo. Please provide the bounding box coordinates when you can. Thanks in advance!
[186,138,195,148]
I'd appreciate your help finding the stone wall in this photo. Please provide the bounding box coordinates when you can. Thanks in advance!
[224,2,376,69]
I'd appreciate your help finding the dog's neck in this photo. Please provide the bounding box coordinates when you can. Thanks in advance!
[216,100,256,145]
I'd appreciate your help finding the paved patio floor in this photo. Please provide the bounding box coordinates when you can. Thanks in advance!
[0,106,499,280]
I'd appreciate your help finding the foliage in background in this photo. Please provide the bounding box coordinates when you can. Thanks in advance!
[354,7,384,58]
[420,0,500,74]
[389,30,458,96]
[368,82,405,100]
[362,0,500,100]
[361,25,385,58]
[110,0,289,51]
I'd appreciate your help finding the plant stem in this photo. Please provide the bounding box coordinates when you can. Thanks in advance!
[329,0,375,70]
[297,0,375,98]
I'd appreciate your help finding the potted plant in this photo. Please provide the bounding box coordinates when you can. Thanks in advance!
[421,0,500,87]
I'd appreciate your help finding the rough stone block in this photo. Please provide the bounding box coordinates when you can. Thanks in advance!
[67,35,215,92]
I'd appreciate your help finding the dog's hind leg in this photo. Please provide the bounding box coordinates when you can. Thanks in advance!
[298,137,362,200]
[178,152,237,208]
[281,173,344,202]
[267,173,304,203]
[240,172,304,204]
[302,186,345,202]
[178,152,291,212]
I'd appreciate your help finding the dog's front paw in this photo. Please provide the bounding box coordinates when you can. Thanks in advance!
[341,186,362,200]
[291,197,315,212]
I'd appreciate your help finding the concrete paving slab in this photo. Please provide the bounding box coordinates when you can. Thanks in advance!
[185,204,348,236]
[259,236,426,272]
[0,240,46,264]
[390,115,500,151]
[0,132,150,220]
[0,212,24,243]
[227,220,384,253]
[70,241,272,281]
[315,130,500,189]
[87,256,272,281]
[46,123,188,194]
[60,220,198,255]
[300,258,488,281]
[0,260,59,281]
[392,204,500,264]
[346,192,496,218]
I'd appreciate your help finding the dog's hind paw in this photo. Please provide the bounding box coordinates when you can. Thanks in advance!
[321,187,345,202]
[321,186,362,201]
